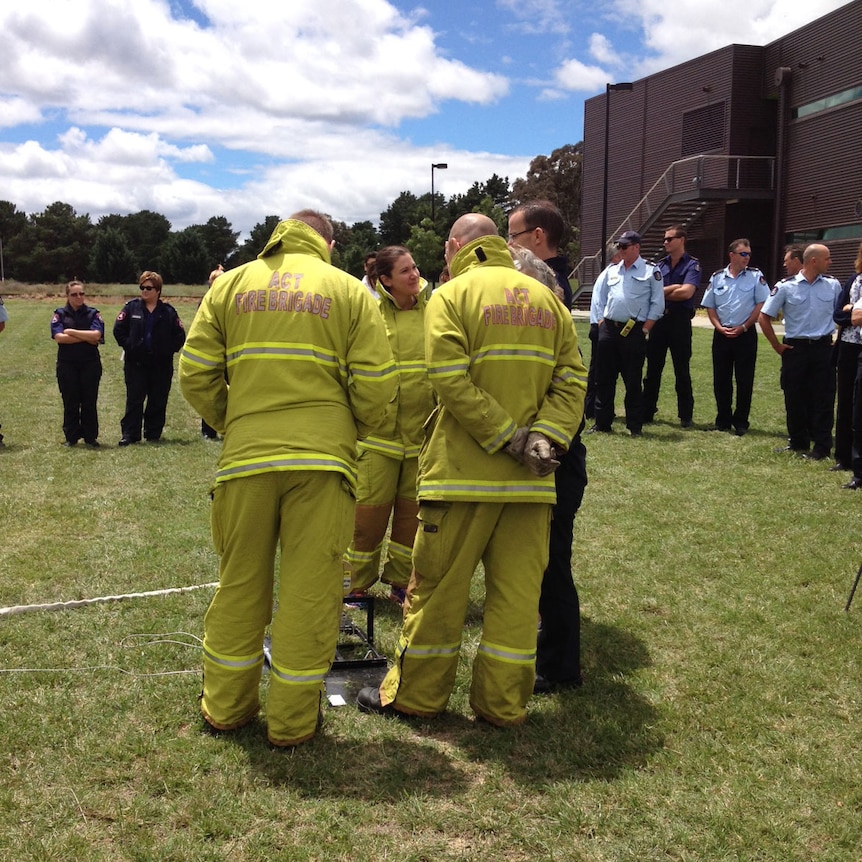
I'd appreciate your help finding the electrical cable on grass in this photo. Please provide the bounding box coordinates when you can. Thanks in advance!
[0,631,205,677]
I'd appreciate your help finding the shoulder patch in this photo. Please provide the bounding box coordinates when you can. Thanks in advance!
[653,270,662,281]
[759,275,767,285]
[769,285,779,296]
[693,262,702,272]
[116,310,126,321]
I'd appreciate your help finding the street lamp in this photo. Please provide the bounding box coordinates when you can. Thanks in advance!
[431,162,448,229]
[600,82,633,269]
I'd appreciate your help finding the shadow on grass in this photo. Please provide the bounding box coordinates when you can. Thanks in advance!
[450,616,663,786]
[213,713,472,801]
[204,617,660,799]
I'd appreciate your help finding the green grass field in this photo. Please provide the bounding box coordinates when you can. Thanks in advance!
[0,298,859,861]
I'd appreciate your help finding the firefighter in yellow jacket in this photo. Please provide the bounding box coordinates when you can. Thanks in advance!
[357,213,587,726]
[180,211,396,747]
[345,245,435,606]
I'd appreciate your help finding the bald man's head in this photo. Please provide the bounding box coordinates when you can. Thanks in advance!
[445,213,500,265]
[449,213,499,245]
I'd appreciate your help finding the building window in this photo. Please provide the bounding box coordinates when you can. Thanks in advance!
[793,85,862,119]
[786,225,862,243]
[681,102,726,156]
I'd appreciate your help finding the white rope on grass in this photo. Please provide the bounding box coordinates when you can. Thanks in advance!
[0,581,219,617]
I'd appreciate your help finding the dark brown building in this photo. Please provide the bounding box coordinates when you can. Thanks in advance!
[578,0,862,298]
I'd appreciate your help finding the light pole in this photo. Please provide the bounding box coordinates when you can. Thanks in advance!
[431,162,448,230]
[600,82,633,269]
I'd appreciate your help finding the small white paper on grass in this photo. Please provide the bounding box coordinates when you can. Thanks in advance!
[328,694,347,707]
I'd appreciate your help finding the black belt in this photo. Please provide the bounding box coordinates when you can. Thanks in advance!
[784,336,831,345]
[606,319,644,328]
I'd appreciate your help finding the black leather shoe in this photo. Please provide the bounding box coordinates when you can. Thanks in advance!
[774,445,804,454]
[118,437,137,447]
[708,426,732,433]
[734,427,748,436]
[356,686,395,715]
[802,450,827,461]
[629,429,642,437]
[586,424,613,434]
[842,477,862,490]
[829,462,849,472]
[680,418,693,428]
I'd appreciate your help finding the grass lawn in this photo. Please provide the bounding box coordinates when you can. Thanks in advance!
[0,298,859,861]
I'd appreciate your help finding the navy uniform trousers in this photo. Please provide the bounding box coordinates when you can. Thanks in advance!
[537,439,587,685]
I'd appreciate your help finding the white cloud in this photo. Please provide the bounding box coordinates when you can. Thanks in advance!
[554,58,610,93]
[0,0,518,234]
[553,0,849,90]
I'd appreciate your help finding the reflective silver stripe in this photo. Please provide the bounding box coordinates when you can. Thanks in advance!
[477,641,536,665]
[203,646,264,670]
[345,547,378,564]
[349,365,398,379]
[269,662,329,685]
[216,457,350,481]
[484,421,518,453]
[361,437,404,458]
[471,347,554,363]
[401,643,460,659]
[226,345,338,364]
[428,362,469,377]
[181,348,220,368]
[418,480,554,495]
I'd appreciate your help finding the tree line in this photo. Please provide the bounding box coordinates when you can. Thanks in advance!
[0,144,581,285]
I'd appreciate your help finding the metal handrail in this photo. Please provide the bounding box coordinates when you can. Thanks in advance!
[570,154,776,288]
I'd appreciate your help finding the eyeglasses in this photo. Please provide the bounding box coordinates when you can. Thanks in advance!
[734,251,751,258]
[507,229,532,241]
[68,292,85,297]
[140,284,157,291]
[617,243,631,250]
[663,236,679,243]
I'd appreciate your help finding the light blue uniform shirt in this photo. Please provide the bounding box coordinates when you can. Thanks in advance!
[589,266,610,324]
[761,272,842,338]
[0,297,8,325]
[701,267,770,327]
[590,256,664,324]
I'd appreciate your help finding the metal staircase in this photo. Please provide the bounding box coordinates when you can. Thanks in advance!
[571,154,776,309]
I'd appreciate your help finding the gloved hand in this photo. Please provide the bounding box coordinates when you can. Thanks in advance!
[503,426,529,463]
[523,431,559,476]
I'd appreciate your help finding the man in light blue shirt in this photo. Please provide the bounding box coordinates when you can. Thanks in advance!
[759,243,841,459]
[589,231,664,436]
[701,238,770,435]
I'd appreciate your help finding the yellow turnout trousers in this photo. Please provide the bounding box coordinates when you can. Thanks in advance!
[379,500,551,725]
[201,470,354,746]
[346,448,419,591]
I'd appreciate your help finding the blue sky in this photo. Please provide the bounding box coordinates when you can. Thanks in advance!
[0,0,849,239]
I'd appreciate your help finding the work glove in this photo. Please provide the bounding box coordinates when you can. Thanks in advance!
[503,426,530,464]
[523,431,559,477]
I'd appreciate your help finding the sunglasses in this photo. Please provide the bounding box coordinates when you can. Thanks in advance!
[617,243,631,250]
[735,251,751,258]
[68,292,85,297]
[663,236,679,243]
[140,284,157,291]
